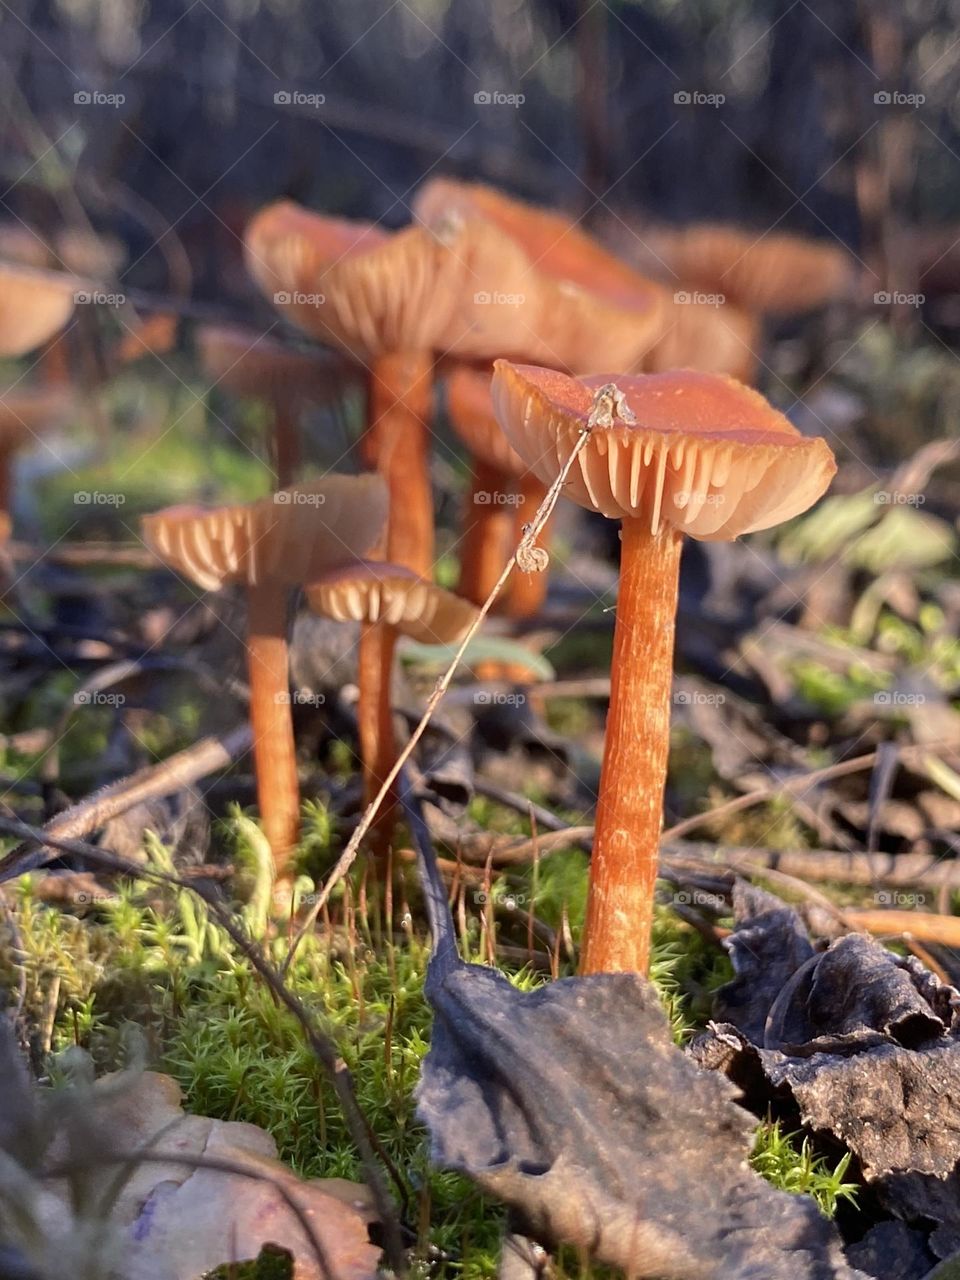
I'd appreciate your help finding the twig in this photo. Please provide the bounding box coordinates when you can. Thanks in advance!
[0,725,252,879]
[285,383,621,966]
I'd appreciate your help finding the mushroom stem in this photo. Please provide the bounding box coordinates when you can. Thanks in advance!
[580,517,683,976]
[458,458,514,606]
[506,472,550,618]
[368,351,434,576]
[271,388,300,488]
[357,619,398,843]
[246,578,300,874]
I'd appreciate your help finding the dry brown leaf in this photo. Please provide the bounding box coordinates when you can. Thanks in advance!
[45,1071,380,1280]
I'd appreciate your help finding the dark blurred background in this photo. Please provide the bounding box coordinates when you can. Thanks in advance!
[2,0,954,306]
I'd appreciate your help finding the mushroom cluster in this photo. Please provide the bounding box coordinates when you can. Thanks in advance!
[109,179,843,947]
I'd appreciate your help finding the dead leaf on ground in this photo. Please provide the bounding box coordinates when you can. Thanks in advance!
[33,1067,380,1280]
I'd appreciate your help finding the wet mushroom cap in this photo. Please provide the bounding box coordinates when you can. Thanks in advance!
[0,264,80,357]
[142,474,388,592]
[307,561,479,646]
[445,364,526,476]
[492,361,837,540]
[244,200,464,359]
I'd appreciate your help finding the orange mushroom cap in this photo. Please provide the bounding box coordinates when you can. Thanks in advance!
[307,560,478,645]
[142,474,387,592]
[492,361,837,540]
[0,263,79,358]
[413,179,665,374]
[244,200,464,360]
[636,223,855,316]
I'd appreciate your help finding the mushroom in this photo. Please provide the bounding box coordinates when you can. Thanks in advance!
[142,474,387,872]
[634,223,856,316]
[415,178,758,382]
[492,362,837,975]
[306,560,478,830]
[197,323,357,487]
[244,200,469,577]
[0,263,79,358]
[445,362,548,618]
[413,178,665,376]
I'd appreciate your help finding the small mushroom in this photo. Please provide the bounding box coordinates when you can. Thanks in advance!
[445,362,549,618]
[142,474,387,872]
[197,322,357,487]
[492,361,837,975]
[307,561,478,837]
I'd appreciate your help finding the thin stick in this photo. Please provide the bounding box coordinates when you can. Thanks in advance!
[285,386,615,966]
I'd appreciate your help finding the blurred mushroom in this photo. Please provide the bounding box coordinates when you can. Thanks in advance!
[414,178,665,375]
[0,263,79,359]
[244,200,469,576]
[307,560,478,839]
[445,362,549,617]
[635,223,856,316]
[142,474,387,872]
[197,322,356,486]
[493,363,837,975]
[415,178,758,381]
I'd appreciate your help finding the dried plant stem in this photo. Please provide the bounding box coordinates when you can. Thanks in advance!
[286,392,608,965]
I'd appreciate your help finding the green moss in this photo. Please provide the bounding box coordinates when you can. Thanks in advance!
[750,1119,859,1219]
